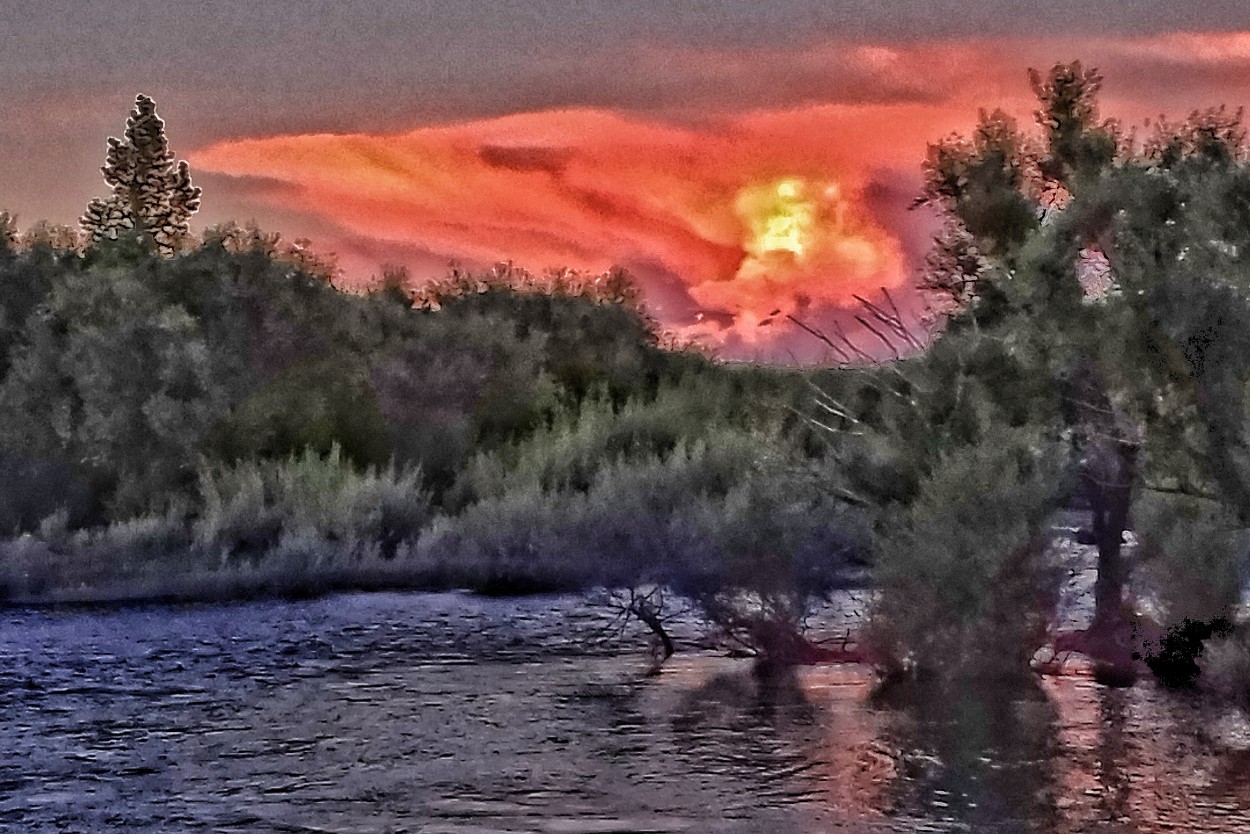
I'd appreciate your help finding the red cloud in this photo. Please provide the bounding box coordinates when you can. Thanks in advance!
[189,31,1250,358]
[192,108,922,350]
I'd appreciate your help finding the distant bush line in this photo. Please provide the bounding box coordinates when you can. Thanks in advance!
[0,232,862,607]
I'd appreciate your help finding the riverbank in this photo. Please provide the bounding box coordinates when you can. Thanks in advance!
[0,510,1127,623]
[9,510,1250,719]
[0,536,603,607]
[0,510,1156,612]
[0,532,875,608]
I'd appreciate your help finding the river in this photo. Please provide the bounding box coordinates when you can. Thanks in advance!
[4,591,1250,832]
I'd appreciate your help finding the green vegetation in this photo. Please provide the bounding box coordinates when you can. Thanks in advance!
[8,75,1250,701]
[0,97,854,619]
[0,229,843,605]
[819,61,1250,685]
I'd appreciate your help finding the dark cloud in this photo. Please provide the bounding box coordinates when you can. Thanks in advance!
[192,171,306,204]
[477,146,574,175]
[615,257,706,324]
[6,3,1249,136]
[858,169,944,275]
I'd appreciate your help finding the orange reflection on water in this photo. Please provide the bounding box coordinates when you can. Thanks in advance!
[647,653,1250,831]
[793,664,896,819]
[1040,675,1250,832]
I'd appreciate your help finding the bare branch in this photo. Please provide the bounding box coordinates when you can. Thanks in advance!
[829,320,878,364]
[852,293,923,351]
[1140,483,1221,502]
[854,314,903,361]
[794,412,860,437]
[882,287,928,351]
[784,314,851,363]
[808,387,861,424]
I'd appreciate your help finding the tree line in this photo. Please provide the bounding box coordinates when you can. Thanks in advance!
[5,78,1250,700]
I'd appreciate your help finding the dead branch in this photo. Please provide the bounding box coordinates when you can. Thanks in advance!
[1140,482,1221,502]
[853,292,925,352]
[784,314,851,363]
[882,287,927,349]
[829,319,879,364]
[854,314,902,361]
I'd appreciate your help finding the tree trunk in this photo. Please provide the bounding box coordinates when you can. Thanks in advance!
[1088,442,1135,632]
[627,592,675,662]
[1059,353,1141,635]
[1039,430,1145,686]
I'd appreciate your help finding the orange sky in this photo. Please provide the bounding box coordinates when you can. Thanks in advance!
[2,15,1248,359]
[183,31,1250,358]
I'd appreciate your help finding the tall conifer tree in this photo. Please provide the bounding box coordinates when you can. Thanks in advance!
[81,95,201,256]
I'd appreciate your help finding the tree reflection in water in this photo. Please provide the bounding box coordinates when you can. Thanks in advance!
[1041,674,1250,832]
[663,661,895,825]
[653,657,1250,832]
[869,674,1062,831]
[667,665,826,819]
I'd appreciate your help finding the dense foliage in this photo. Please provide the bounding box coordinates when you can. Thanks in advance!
[816,61,1250,683]
[0,222,859,625]
[8,79,1250,693]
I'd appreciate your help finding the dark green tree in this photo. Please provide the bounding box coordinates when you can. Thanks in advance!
[844,62,1250,685]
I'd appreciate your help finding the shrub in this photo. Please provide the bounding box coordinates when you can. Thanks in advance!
[867,425,1065,679]
[1138,616,1234,689]
[1135,493,1244,625]
[205,355,393,468]
[73,505,194,562]
[450,371,798,508]
[195,444,430,561]
[0,451,96,535]
[1200,626,1250,705]
[422,414,862,602]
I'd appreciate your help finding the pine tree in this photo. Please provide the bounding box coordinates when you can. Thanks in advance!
[81,95,201,256]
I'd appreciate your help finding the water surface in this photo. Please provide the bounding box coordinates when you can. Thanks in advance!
[3,592,1250,832]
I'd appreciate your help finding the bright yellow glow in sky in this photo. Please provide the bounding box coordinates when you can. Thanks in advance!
[740,178,816,259]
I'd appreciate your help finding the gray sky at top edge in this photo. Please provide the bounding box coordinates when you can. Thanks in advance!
[3,0,1249,224]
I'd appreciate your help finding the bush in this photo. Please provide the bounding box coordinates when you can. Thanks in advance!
[195,444,430,561]
[78,507,191,552]
[1135,492,1244,624]
[1138,615,1234,689]
[0,451,97,534]
[867,425,1065,679]
[450,370,801,508]
[1200,626,1250,705]
[205,355,392,468]
[421,412,865,602]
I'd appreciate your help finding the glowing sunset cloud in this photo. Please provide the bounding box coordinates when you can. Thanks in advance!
[189,30,1250,357]
[192,109,913,352]
[692,175,901,338]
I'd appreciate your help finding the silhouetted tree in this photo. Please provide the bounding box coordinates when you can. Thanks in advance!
[81,95,201,256]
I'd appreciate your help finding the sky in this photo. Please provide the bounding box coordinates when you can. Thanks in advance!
[5,2,1250,359]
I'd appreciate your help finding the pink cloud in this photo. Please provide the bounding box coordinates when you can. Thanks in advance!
[189,30,1250,358]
